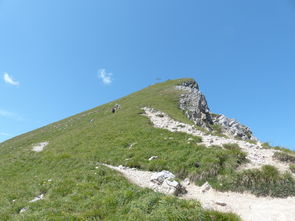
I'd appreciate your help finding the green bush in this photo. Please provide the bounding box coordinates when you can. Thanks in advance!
[273,152,295,163]
[221,165,295,197]
[223,143,240,151]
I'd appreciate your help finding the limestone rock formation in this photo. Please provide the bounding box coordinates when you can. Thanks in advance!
[212,114,254,140]
[176,80,213,128]
[150,170,186,196]
[177,79,255,140]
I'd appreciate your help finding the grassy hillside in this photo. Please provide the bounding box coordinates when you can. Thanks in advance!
[0,78,293,220]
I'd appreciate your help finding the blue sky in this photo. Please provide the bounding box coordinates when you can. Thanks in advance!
[0,0,294,149]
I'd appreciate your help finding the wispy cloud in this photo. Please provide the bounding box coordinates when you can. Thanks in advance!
[3,72,19,86]
[98,69,113,85]
[0,132,10,137]
[0,109,14,117]
[0,109,23,121]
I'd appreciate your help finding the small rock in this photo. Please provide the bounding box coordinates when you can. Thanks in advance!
[184,178,190,185]
[201,181,212,193]
[161,179,187,196]
[48,179,52,182]
[148,156,158,161]
[118,165,126,170]
[32,142,49,152]
[215,201,227,206]
[150,170,175,185]
[29,194,44,203]
[19,207,28,213]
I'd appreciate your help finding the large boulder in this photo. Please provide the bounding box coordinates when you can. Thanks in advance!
[150,170,175,185]
[150,170,186,196]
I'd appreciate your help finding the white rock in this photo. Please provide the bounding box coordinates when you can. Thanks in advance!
[148,156,158,161]
[184,178,190,185]
[201,181,212,193]
[19,207,28,213]
[29,194,44,203]
[32,142,49,152]
[118,165,126,170]
[150,170,175,185]
[215,201,227,206]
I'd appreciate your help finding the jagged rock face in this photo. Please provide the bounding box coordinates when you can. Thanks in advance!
[176,80,213,128]
[212,114,254,140]
[177,80,255,140]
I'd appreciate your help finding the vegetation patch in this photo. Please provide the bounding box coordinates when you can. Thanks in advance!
[0,78,294,220]
[220,165,295,198]
[273,152,295,163]
[290,164,295,174]
[222,143,240,151]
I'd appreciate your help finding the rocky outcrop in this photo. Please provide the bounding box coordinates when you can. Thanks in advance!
[176,80,213,128]
[212,114,254,140]
[177,80,255,140]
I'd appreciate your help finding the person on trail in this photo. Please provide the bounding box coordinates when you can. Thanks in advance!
[112,104,120,113]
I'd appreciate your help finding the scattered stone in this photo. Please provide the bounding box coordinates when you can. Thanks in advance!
[19,207,28,213]
[184,178,190,185]
[32,142,49,152]
[48,179,52,182]
[118,165,126,170]
[29,194,44,203]
[201,181,212,193]
[128,142,137,149]
[150,170,175,185]
[215,201,227,206]
[148,156,158,161]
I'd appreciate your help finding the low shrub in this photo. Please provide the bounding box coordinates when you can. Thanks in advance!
[290,164,295,174]
[273,152,295,163]
[221,165,295,198]
[223,143,240,151]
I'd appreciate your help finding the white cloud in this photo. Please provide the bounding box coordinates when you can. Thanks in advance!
[3,72,19,86]
[0,109,23,121]
[0,109,13,117]
[0,132,10,137]
[98,69,112,85]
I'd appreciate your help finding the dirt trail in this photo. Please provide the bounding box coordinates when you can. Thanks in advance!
[103,164,295,221]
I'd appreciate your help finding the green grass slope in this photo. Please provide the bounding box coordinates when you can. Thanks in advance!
[0,79,241,220]
[0,78,293,220]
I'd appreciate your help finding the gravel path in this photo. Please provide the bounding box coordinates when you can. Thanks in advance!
[102,164,295,221]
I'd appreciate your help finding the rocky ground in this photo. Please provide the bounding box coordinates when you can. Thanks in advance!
[142,107,291,174]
